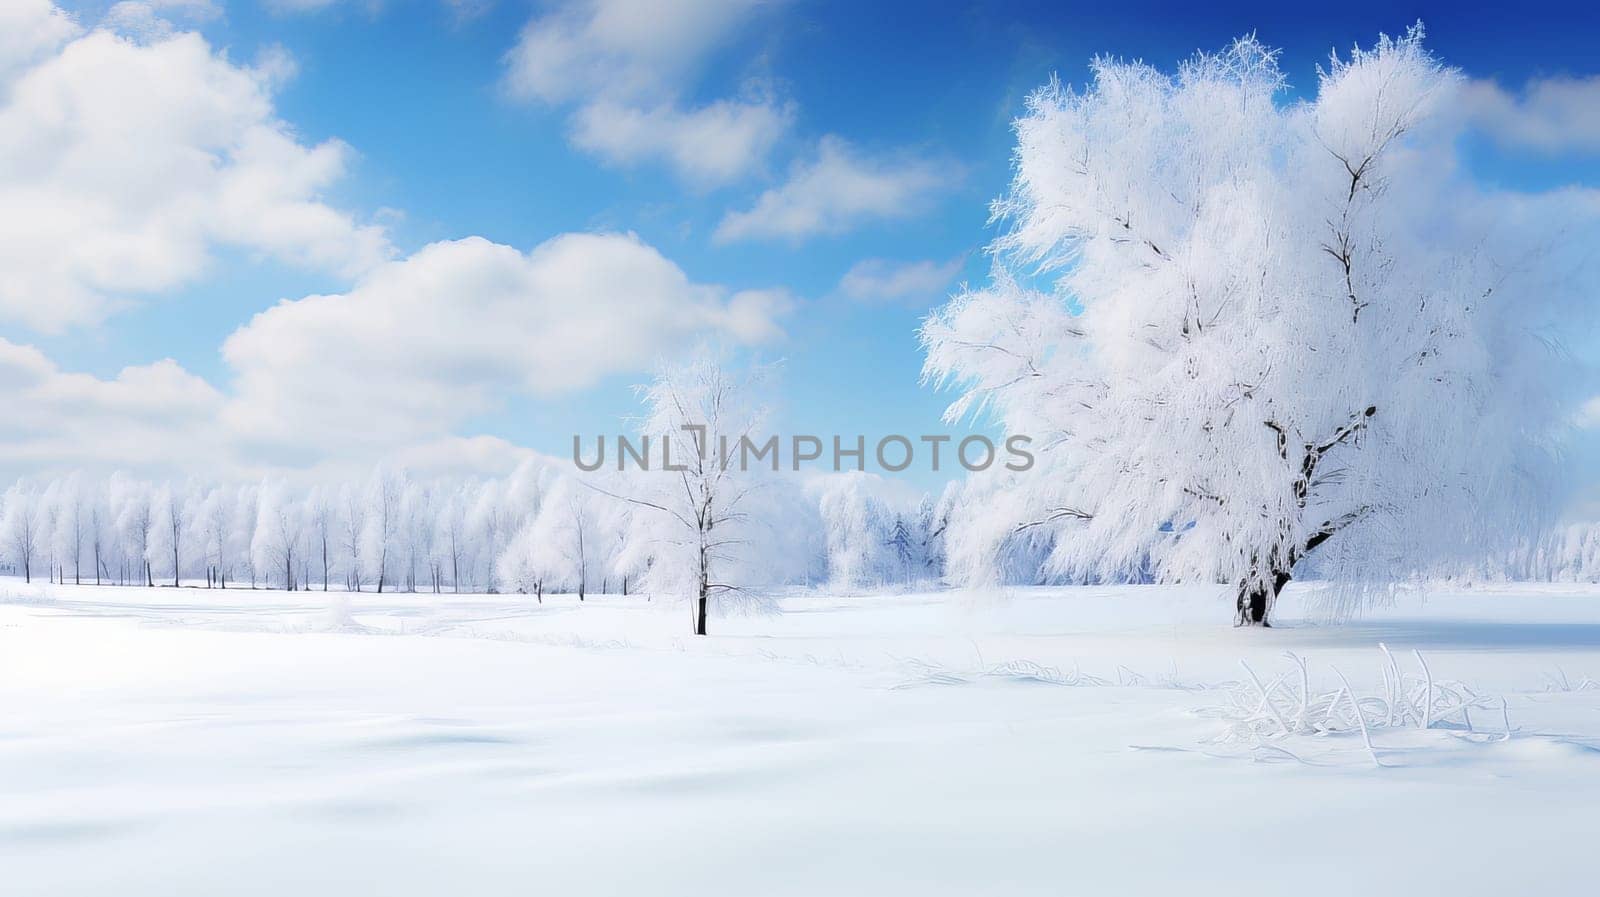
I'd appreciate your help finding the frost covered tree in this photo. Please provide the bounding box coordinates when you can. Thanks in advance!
[361,469,404,593]
[114,481,155,587]
[924,28,1586,625]
[253,480,305,591]
[304,487,335,591]
[338,483,364,591]
[86,481,110,585]
[437,485,470,593]
[503,476,615,600]
[51,474,85,585]
[2,482,40,583]
[603,356,789,635]
[816,472,917,589]
[230,485,259,588]
[147,484,189,587]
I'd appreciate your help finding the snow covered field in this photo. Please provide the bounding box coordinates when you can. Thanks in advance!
[4,581,1599,896]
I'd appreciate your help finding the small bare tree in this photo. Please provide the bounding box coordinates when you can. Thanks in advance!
[599,356,773,636]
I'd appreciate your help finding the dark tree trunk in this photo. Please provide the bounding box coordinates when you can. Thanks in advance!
[1235,569,1292,627]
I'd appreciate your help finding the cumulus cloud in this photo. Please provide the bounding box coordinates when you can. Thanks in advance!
[102,0,222,40]
[0,229,792,479]
[503,0,763,103]
[0,12,391,331]
[0,337,226,478]
[1462,76,1600,154]
[220,233,791,454]
[0,0,79,87]
[503,0,787,185]
[838,256,965,305]
[570,94,793,188]
[715,137,952,243]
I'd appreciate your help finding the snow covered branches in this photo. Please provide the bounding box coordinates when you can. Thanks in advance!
[597,355,815,634]
[924,26,1591,624]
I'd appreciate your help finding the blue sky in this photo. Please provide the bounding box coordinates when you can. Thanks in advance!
[7,0,1600,490]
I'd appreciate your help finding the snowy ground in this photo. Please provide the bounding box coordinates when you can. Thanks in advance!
[3,580,1599,896]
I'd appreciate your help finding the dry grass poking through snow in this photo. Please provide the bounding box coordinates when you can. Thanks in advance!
[1199,645,1512,766]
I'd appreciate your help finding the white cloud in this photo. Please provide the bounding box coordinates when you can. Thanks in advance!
[838,256,965,305]
[570,94,792,187]
[1462,76,1600,154]
[1575,396,1600,429]
[0,9,391,331]
[0,230,792,479]
[0,0,79,87]
[102,2,222,40]
[371,435,546,479]
[502,0,788,186]
[264,0,347,12]
[220,233,791,455]
[265,1,478,14]
[503,0,764,104]
[715,137,952,243]
[0,337,227,478]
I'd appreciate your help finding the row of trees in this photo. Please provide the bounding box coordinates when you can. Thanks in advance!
[0,466,948,594]
[0,362,952,632]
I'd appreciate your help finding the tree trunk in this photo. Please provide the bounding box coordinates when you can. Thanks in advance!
[1235,569,1292,627]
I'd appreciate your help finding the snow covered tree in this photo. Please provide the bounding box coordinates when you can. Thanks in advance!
[2,482,40,583]
[51,474,85,585]
[924,28,1585,625]
[147,484,189,587]
[230,485,259,588]
[437,484,471,593]
[253,480,305,591]
[304,486,335,591]
[817,472,900,589]
[338,483,364,591]
[603,355,785,635]
[361,468,404,593]
[85,481,110,585]
[499,477,598,600]
[113,480,154,587]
